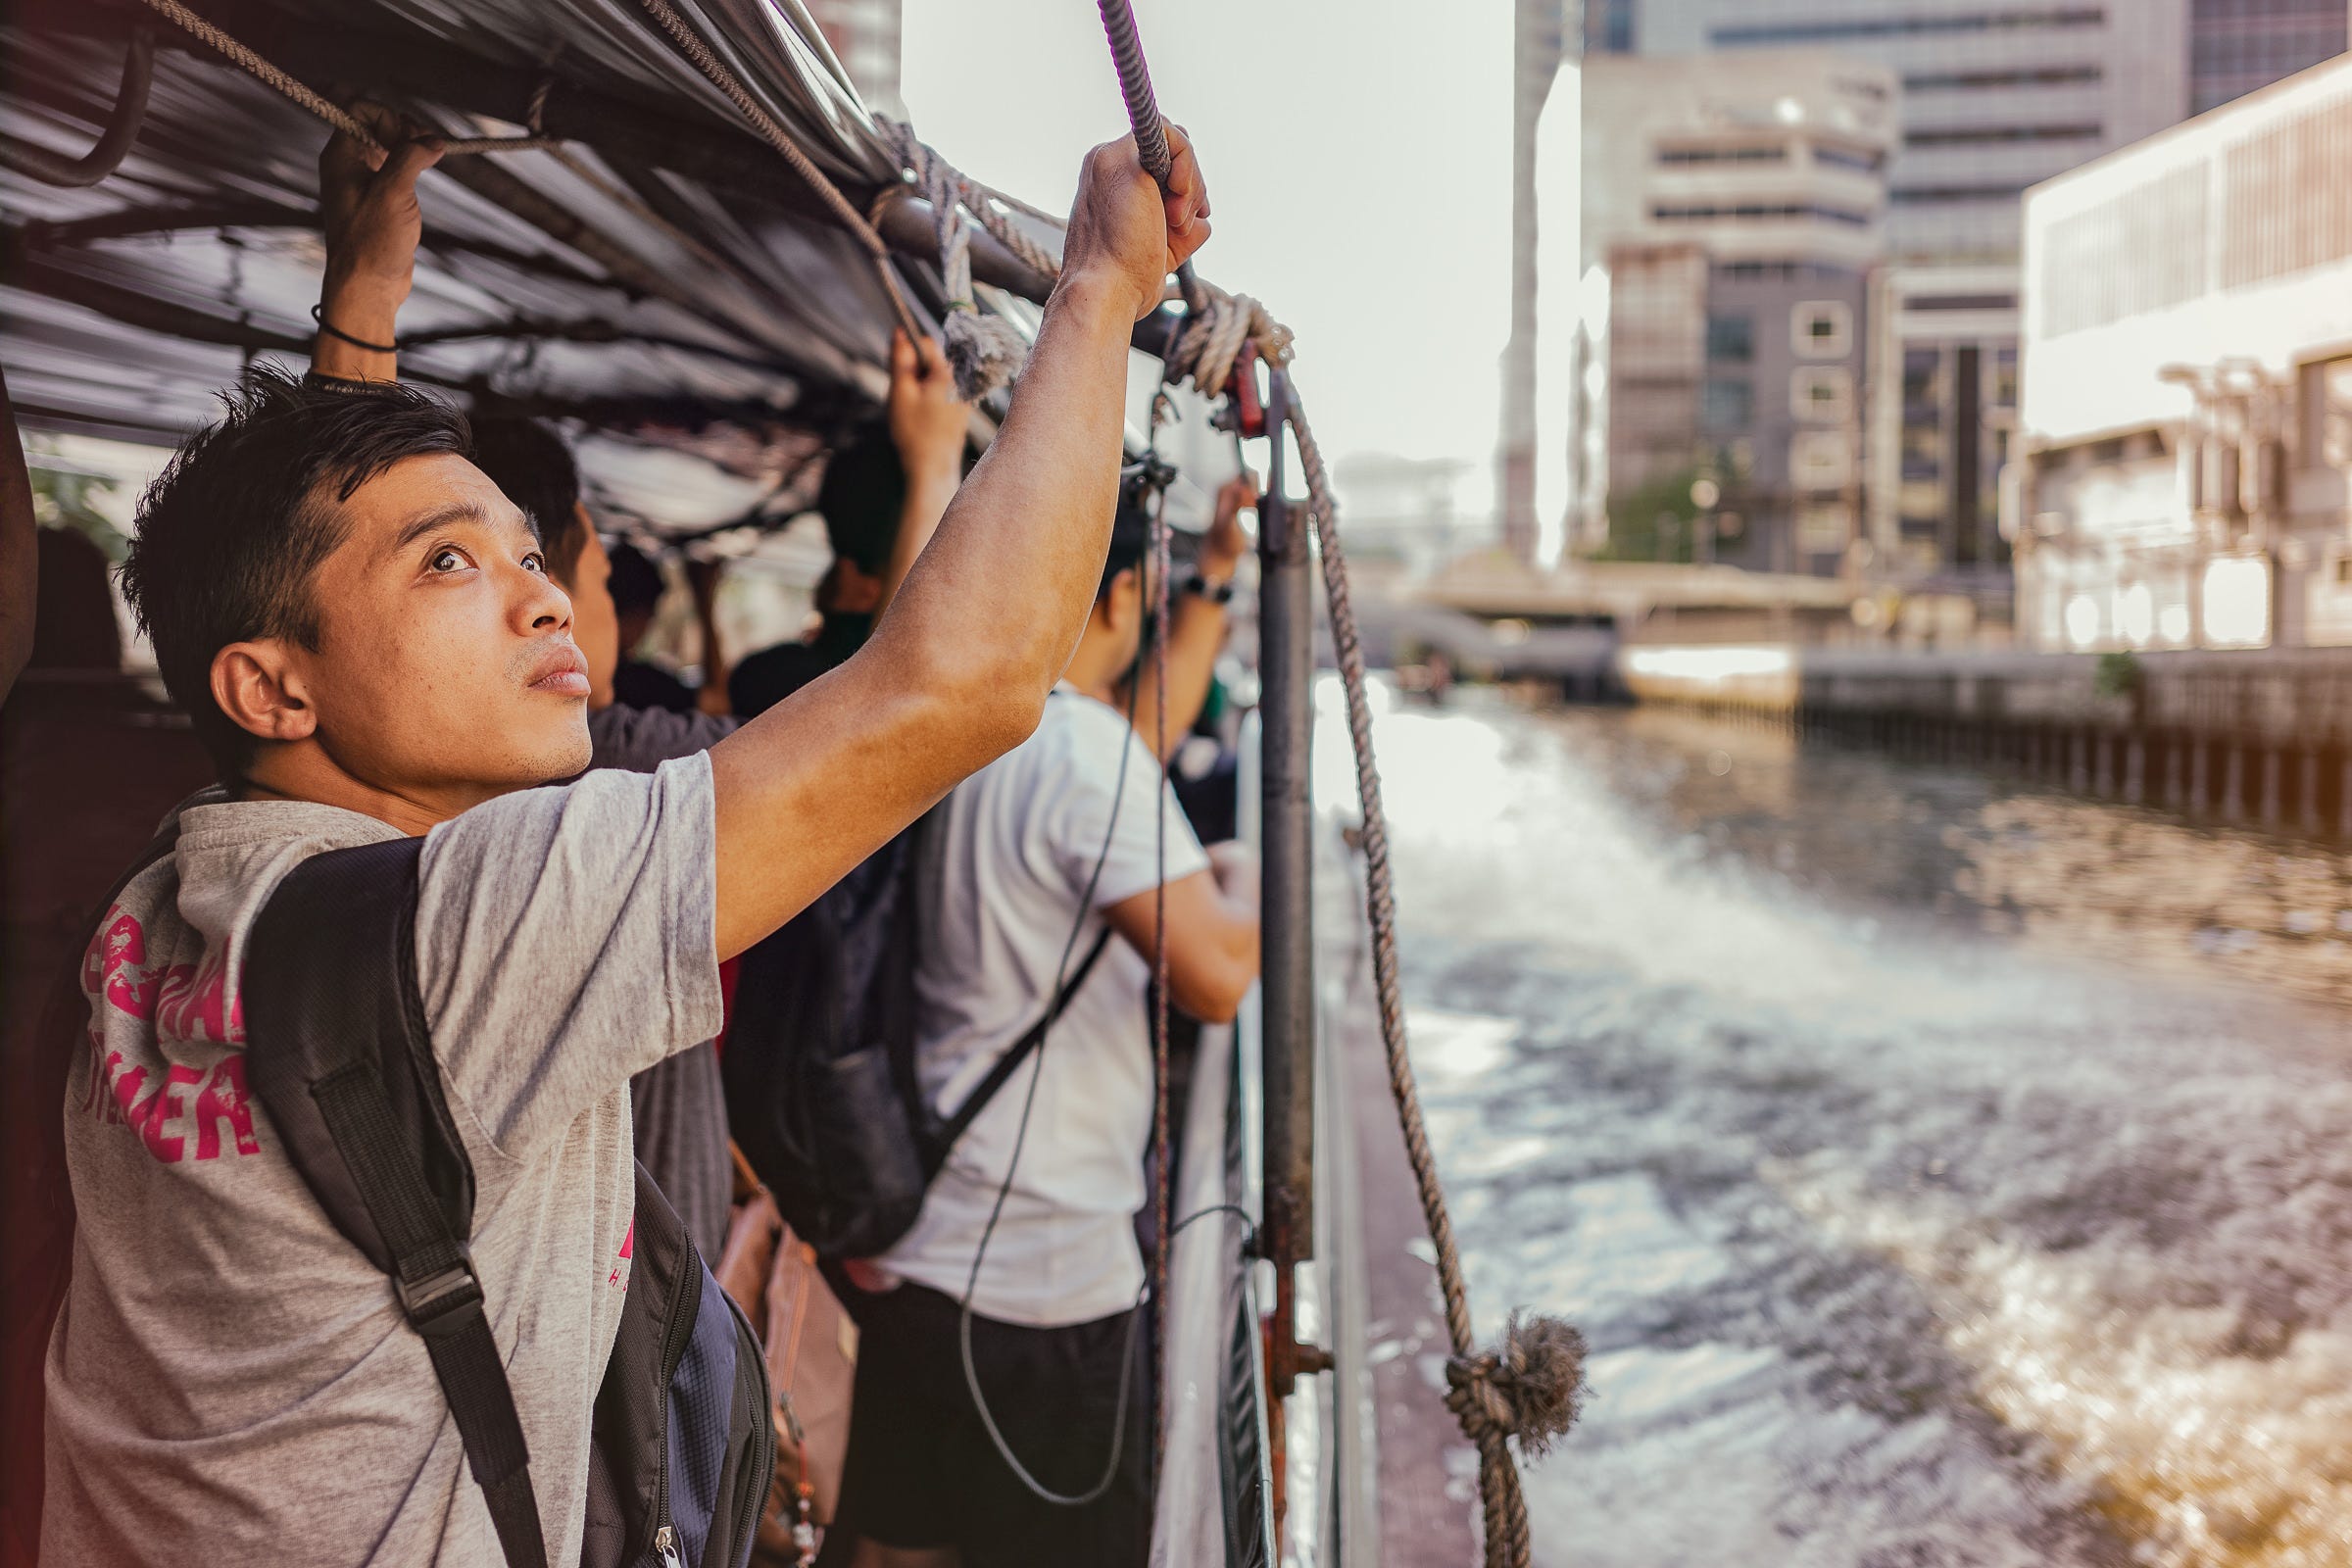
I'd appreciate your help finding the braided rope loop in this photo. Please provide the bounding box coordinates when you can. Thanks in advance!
[878,121,1029,399]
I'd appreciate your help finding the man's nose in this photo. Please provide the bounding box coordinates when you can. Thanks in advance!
[516,560,574,633]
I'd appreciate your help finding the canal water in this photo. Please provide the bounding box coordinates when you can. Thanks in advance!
[1326,686,2352,1568]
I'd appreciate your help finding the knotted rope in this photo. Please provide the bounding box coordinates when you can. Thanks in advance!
[1165,290,1289,400]
[878,122,1029,400]
[1090,4,1594,1559]
[127,0,559,155]
[1283,375,1586,1568]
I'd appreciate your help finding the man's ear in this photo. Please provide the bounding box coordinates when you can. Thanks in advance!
[210,640,318,748]
[1104,565,1141,635]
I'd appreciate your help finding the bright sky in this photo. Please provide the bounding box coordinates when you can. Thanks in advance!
[900,0,1515,513]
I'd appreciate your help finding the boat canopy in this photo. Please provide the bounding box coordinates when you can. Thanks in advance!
[0,0,1074,531]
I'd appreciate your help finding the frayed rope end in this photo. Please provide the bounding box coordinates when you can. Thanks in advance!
[1444,1311,1588,1460]
[944,308,1028,401]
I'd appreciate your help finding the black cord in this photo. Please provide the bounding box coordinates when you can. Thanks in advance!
[956,668,1149,1507]
[310,303,400,355]
[1170,1202,1257,1254]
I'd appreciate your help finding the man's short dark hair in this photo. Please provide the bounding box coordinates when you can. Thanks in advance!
[605,540,668,618]
[1100,491,1154,599]
[816,420,907,578]
[119,367,470,778]
[469,416,590,584]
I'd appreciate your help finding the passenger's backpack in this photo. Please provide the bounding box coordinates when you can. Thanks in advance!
[721,810,1111,1261]
[241,837,774,1568]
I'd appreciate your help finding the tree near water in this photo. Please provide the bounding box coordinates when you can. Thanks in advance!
[1595,462,1705,564]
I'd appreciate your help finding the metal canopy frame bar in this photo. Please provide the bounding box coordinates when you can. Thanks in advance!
[0,24,153,187]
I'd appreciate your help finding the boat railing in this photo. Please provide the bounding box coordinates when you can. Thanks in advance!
[1151,707,1380,1567]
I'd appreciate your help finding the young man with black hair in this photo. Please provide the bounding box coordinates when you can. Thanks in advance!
[41,114,1211,1566]
[604,538,714,715]
[832,490,1260,1568]
[729,358,969,719]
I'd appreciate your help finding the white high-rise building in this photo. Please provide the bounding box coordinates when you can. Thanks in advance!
[1583,0,2350,594]
[1501,0,1572,563]
[2018,51,2352,651]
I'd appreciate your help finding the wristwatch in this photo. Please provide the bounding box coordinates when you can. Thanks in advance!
[1182,572,1237,607]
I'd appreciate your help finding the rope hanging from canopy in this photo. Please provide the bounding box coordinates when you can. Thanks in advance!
[1083,4,1590,1565]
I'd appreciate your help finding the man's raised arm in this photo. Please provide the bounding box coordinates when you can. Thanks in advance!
[708,127,1210,959]
[309,121,441,383]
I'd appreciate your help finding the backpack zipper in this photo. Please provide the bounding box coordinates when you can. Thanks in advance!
[648,1253,703,1566]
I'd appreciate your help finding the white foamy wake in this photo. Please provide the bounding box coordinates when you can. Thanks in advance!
[1336,693,2352,1567]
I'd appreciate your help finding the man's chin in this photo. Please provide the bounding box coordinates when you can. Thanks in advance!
[498,711,594,789]
[536,714,594,783]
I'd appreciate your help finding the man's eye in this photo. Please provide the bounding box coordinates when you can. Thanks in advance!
[429,547,468,573]
[522,551,547,575]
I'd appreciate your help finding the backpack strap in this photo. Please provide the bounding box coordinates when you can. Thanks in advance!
[242,838,548,1568]
[923,926,1115,1178]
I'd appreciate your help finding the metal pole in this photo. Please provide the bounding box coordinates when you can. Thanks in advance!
[1259,371,1324,1402]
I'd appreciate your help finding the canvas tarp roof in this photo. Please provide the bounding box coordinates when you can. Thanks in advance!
[0,0,1068,530]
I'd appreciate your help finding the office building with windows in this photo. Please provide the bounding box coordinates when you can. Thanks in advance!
[1584,0,2349,596]
[2193,0,2349,113]
[2016,51,2352,650]
[1580,51,1894,573]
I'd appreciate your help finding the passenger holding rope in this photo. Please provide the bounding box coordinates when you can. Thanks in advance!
[38,111,1210,1568]
[829,492,1260,1568]
[302,117,965,1267]
[730,342,970,719]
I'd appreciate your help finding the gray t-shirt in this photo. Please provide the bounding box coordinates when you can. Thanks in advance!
[587,702,735,773]
[42,756,721,1566]
[587,701,739,1258]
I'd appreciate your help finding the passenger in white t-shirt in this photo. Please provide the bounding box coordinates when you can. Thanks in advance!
[838,496,1261,1568]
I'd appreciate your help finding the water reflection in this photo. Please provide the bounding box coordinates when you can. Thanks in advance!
[1334,689,2352,1568]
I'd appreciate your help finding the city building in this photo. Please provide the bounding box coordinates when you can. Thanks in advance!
[2193,0,2349,114]
[1332,453,1481,576]
[2015,51,2352,651]
[1584,0,2349,597]
[1500,0,1572,562]
[807,0,904,116]
[1579,52,1895,574]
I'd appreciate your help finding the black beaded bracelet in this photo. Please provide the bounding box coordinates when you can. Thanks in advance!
[311,303,401,356]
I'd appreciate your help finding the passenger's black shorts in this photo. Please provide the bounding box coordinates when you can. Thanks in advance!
[832,1280,1151,1568]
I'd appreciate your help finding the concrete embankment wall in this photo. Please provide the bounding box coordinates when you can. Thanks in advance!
[1619,644,2352,837]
